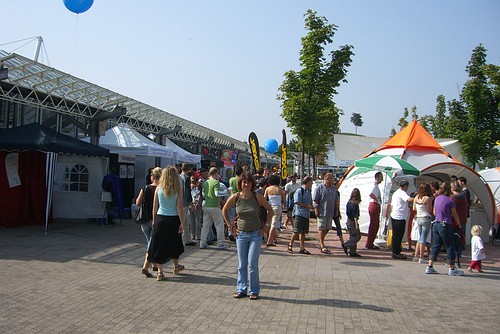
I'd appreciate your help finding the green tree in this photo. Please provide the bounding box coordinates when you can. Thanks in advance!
[278,10,354,178]
[398,107,409,131]
[459,44,500,166]
[410,105,418,121]
[287,138,301,152]
[418,115,432,133]
[350,112,363,134]
[446,99,468,137]
[480,147,500,169]
[429,95,449,137]
[393,105,417,136]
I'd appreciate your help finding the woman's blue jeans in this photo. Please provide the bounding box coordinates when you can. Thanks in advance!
[430,222,456,265]
[415,217,431,244]
[236,230,261,295]
[140,220,153,249]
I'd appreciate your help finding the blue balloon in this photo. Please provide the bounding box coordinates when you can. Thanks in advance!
[264,138,279,154]
[63,0,94,14]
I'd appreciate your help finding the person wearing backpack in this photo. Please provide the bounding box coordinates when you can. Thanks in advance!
[283,173,299,229]
[288,176,314,255]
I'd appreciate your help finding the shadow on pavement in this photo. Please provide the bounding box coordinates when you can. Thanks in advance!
[262,296,394,312]
[168,272,300,291]
[339,261,393,267]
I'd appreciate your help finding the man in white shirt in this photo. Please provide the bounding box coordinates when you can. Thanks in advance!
[283,173,300,228]
[389,180,414,259]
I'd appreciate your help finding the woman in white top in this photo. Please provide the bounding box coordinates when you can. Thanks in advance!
[412,183,433,263]
[264,175,286,247]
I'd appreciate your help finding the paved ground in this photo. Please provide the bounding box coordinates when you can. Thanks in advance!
[1,218,499,334]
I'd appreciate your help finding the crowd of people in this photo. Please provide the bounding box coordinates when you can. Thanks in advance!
[363,172,486,276]
[134,163,487,296]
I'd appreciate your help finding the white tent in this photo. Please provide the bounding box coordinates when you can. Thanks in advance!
[53,155,108,220]
[95,125,174,159]
[339,121,496,243]
[479,168,500,228]
[164,138,201,164]
[0,123,109,233]
[83,125,176,200]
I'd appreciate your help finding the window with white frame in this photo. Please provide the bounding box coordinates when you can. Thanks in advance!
[64,164,89,192]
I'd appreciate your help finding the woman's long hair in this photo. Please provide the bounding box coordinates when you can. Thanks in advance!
[159,166,181,196]
[416,182,433,199]
[438,181,452,197]
[349,188,361,204]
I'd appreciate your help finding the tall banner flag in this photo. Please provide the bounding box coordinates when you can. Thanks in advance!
[248,132,260,172]
[281,129,287,184]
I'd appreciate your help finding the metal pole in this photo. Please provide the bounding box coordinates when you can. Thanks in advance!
[33,36,44,62]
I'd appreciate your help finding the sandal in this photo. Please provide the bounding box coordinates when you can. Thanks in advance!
[156,272,165,281]
[249,294,259,300]
[287,244,293,254]
[233,292,247,299]
[299,249,311,255]
[320,247,331,254]
[173,264,185,275]
[142,268,153,278]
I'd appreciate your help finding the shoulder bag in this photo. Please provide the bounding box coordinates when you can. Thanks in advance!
[135,185,150,225]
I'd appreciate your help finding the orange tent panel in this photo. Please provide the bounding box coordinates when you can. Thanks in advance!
[376,120,444,151]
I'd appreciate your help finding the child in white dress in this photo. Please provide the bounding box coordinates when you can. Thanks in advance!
[467,225,486,273]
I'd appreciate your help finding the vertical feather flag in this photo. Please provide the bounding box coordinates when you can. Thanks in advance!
[248,132,260,173]
[281,129,287,184]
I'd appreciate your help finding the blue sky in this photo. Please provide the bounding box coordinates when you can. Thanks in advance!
[3,1,499,143]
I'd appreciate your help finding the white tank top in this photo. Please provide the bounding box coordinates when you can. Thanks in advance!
[415,197,431,218]
[268,194,282,206]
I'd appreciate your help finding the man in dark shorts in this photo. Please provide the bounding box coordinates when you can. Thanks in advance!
[288,176,313,254]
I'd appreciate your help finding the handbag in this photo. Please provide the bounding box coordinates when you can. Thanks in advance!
[135,185,150,225]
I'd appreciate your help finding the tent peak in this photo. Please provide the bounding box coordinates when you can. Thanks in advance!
[376,120,445,152]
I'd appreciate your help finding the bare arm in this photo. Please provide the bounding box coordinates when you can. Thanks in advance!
[451,207,461,228]
[135,189,144,206]
[425,196,433,214]
[335,198,341,219]
[222,194,238,226]
[256,192,273,227]
[177,191,184,234]
[152,187,159,224]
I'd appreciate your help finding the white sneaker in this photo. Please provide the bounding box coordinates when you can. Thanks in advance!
[426,266,437,274]
[448,268,464,276]
[217,243,230,250]
[413,257,419,262]
[419,259,428,264]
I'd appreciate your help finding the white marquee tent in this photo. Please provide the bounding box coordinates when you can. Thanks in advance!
[164,138,201,165]
[479,167,500,228]
[339,121,496,243]
[94,125,174,159]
